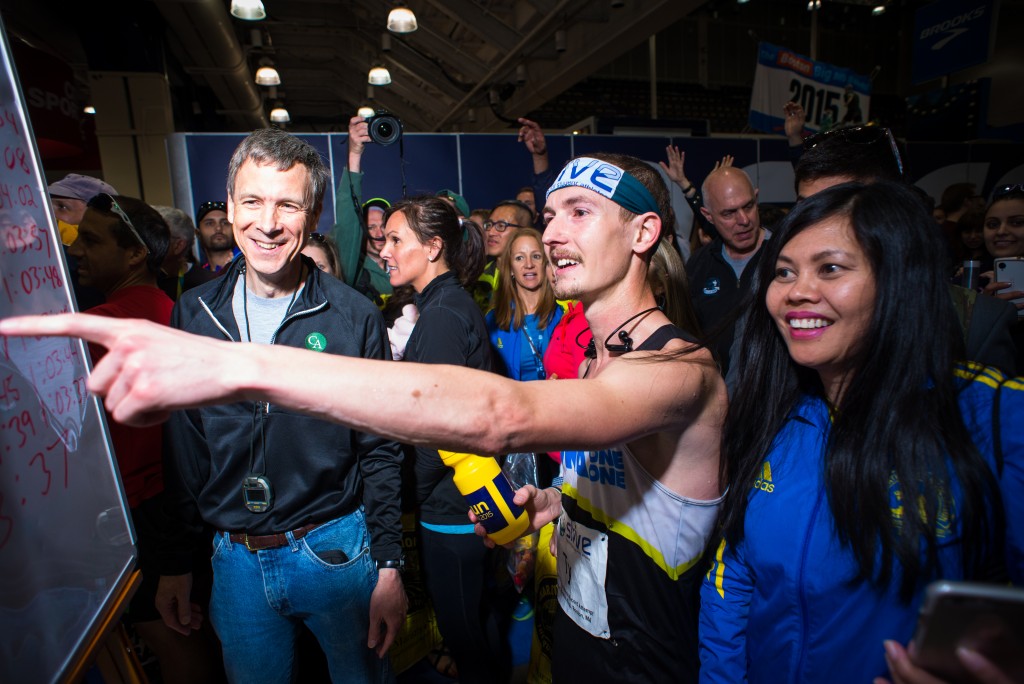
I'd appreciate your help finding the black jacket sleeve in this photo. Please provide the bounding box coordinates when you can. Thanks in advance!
[354,310,404,562]
[533,167,556,230]
[155,303,214,575]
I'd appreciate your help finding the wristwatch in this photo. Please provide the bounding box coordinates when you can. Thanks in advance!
[375,557,405,573]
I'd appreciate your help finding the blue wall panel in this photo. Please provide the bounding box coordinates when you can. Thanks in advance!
[176,132,1024,231]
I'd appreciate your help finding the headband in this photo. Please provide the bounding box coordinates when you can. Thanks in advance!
[546,157,660,217]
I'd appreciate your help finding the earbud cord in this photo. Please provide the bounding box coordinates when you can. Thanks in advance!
[581,305,661,362]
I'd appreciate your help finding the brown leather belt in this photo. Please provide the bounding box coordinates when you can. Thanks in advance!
[229,523,321,552]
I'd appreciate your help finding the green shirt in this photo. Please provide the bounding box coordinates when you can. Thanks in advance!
[332,168,393,299]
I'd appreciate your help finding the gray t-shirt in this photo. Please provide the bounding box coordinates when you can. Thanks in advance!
[231,276,302,344]
[722,229,772,280]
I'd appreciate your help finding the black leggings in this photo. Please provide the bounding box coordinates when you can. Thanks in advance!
[418,527,512,684]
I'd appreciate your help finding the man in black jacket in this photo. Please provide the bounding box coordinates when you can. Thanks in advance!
[686,166,767,373]
[154,128,406,683]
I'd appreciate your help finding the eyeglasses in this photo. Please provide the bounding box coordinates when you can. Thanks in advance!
[88,193,150,254]
[483,220,523,233]
[991,184,1024,201]
[803,125,904,177]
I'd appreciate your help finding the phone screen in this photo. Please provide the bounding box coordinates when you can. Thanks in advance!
[912,581,1024,681]
[994,258,1024,317]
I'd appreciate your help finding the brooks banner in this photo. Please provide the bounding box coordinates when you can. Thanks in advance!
[749,42,872,135]
[912,0,994,85]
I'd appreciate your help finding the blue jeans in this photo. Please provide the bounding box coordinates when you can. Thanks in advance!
[209,510,391,684]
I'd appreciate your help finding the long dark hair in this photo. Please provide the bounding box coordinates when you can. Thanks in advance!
[385,196,485,288]
[493,227,557,332]
[719,181,1001,600]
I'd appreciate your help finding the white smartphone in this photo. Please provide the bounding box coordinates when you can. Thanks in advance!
[994,257,1024,317]
[910,580,1024,682]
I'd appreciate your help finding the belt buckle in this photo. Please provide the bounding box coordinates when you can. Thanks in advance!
[243,534,258,552]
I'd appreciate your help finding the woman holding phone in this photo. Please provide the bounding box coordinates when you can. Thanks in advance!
[698,182,1023,684]
[982,184,1024,372]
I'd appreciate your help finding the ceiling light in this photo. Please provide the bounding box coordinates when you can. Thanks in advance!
[270,106,290,123]
[387,6,418,33]
[255,65,281,86]
[555,30,567,53]
[357,106,376,119]
[83,105,96,115]
[382,33,393,52]
[871,5,886,15]
[737,0,749,3]
[230,0,266,20]
[368,65,392,86]
[516,64,527,85]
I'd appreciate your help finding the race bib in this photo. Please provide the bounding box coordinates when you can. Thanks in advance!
[555,512,610,638]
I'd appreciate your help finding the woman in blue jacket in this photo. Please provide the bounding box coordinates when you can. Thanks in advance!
[486,227,563,381]
[699,181,1023,684]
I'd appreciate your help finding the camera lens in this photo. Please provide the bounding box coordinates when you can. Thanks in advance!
[369,113,403,146]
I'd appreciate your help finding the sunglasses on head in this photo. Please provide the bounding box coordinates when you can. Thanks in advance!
[87,193,150,254]
[991,184,1024,201]
[803,125,904,178]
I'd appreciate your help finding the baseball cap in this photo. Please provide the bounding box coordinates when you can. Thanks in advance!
[196,201,227,225]
[48,174,117,201]
[362,197,391,221]
[436,189,471,218]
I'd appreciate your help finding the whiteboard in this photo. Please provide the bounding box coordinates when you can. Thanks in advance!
[0,16,136,684]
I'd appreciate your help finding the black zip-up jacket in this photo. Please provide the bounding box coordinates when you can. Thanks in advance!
[158,256,402,572]
[685,236,766,374]
[404,271,493,526]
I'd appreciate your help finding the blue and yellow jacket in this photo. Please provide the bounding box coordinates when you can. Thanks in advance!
[485,305,564,381]
[699,366,1024,684]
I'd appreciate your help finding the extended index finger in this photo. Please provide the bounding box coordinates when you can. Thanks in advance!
[0,313,120,348]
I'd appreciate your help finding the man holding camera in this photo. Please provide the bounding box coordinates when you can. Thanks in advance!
[332,115,394,303]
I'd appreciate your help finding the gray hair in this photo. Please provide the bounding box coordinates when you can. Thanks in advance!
[225,128,330,214]
[152,205,196,245]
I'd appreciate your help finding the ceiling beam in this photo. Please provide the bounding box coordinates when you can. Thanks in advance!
[380,41,467,103]
[432,0,587,131]
[398,24,489,84]
[421,0,522,52]
[496,0,702,127]
[300,65,446,129]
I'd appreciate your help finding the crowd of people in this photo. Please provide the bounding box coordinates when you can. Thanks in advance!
[8,101,1023,684]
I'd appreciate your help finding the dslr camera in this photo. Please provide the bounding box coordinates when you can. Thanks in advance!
[366,110,403,146]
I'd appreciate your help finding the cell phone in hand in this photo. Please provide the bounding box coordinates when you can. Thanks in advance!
[994,257,1024,317]
[910,580,1024,682]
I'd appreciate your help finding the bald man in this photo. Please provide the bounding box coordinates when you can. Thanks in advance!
[686,167,768,373]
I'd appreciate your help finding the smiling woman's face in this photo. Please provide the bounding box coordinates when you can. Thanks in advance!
[984,198,1024,258]
[766,216,876,404]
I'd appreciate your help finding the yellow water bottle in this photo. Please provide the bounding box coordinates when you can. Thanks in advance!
[438,450,530,545]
